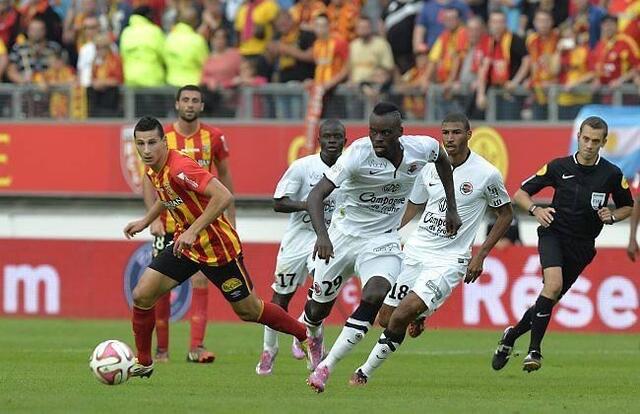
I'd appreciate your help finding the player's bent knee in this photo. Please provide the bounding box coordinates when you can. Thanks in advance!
[361,277,392,304]
[305,300,331,322]
[132,286,156,309]
[231,295,262,322]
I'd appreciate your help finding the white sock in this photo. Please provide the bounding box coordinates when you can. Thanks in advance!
[263,326,278,353]
[321,318,372,372]
[358,333,402,378]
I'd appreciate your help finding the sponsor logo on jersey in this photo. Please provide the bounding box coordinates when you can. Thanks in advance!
[221,277,243,292]
[368,158,387,169]
[372,242,400,253]
[408,163,419,174]
[358,192,407,215]
[438,198,447,212]
[123,243,191,321]
[590,192,607,210]
[460,182,474,195]
[162,197,184,209]
[421,212,457,239]
[425,280,443,301]
[177,172,200,190]
[382,183,401,193]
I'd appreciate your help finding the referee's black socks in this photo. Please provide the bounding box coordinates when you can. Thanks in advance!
[529,295,555,352]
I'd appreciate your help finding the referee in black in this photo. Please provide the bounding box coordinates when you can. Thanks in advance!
[491,116,634,372]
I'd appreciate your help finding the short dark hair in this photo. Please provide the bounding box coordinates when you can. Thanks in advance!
[442,112,470,131]
[579,116,608,138]
[319,118,345,133]
[373,102,401,116]
[134,116,164,138]
[316,13,329,22]
[372,102,402,124]
[132,6,153,20]
[602,14,618,24]
[176,84,203,101]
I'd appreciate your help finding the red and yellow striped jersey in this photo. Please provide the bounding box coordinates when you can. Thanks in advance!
[161,122,230,233]
[312,36,349,85]
[148,150,241,266]
[526,30,560,86]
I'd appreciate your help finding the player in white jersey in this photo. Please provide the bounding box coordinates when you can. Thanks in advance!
[256,119,346,376]
[349,113,514,386]
[303,102,462,393]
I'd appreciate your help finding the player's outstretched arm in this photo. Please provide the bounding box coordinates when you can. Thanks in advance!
[273,196,307,213]
[627,195,640,262]
[434,148,461,235]
[307,177,336,263]
[465,203,513,284]
[173,178,233,256]
[124,200,165,239]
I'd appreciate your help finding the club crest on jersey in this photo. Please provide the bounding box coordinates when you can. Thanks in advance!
[313,282,322,296]
[590,192,606,210]
[382,183,401,193]
[460,182,473,195]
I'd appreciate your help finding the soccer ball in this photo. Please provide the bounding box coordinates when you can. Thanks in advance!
[89,340,135,385]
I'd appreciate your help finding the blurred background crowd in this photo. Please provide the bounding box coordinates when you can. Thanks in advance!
[0,0,639,120]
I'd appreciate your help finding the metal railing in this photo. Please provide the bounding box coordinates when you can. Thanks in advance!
[0,83,637,122]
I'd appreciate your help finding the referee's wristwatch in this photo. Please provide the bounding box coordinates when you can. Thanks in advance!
[528,204,539,216]
[609,214,617,225]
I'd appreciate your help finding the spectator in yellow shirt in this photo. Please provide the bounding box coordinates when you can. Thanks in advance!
[164,6,209,87]
[235,0,278,76]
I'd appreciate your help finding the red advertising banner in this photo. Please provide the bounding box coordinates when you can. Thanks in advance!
[0,123,570,197]
[0,239,637,332]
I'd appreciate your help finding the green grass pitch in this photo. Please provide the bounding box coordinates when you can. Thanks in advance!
[0,318,638,413]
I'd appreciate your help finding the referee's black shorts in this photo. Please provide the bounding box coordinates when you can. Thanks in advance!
[537,227,596,296]
[149,248,253,302]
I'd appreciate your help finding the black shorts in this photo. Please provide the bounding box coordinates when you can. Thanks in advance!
[149,248,253,302]
[537,228,596,296]
[152,234,175,258]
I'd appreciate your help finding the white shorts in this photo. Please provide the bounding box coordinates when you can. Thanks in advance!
[271,252,313,295]
[311,226,404,303]
[384,258,467,317]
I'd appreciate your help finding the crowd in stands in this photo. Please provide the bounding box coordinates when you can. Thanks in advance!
[0,0,638,119]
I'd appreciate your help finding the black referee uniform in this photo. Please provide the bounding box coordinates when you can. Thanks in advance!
[522,153,633,295]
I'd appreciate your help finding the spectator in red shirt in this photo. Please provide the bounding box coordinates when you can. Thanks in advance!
[591,14,639,99]
[88,33,124,117]
[476,10,530,120]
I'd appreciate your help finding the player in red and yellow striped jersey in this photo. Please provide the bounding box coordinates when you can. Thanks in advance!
[126,117,309,378]
[142,85,235,364]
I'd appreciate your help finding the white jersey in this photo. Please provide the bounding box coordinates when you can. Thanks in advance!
[404,151,510,261]
[325,135,440,237]
[274,154,338,253]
